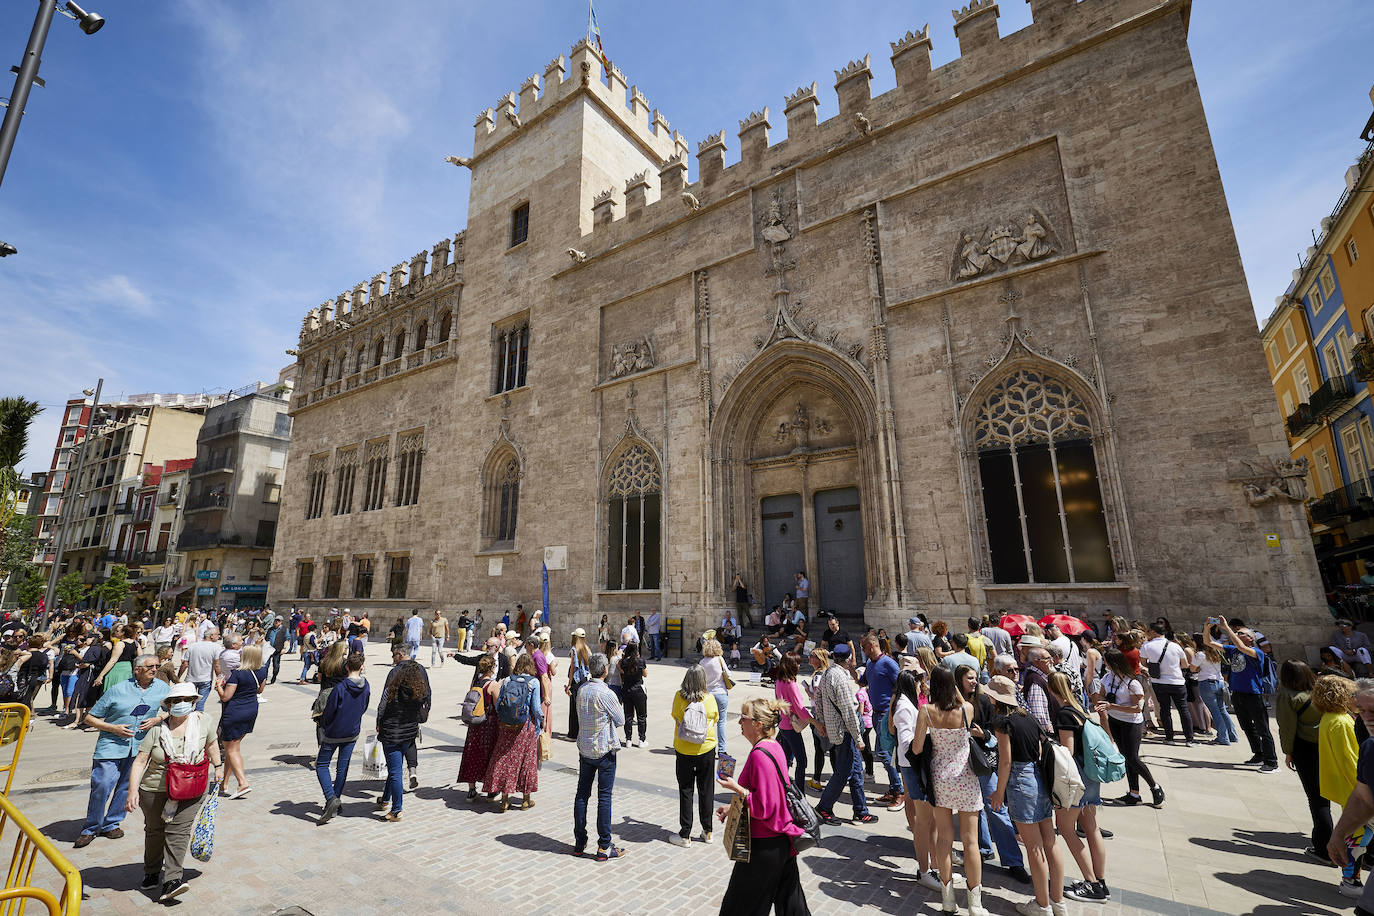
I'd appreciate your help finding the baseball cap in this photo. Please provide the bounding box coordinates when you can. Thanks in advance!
[832,644,852,659]
[571,627,587,638]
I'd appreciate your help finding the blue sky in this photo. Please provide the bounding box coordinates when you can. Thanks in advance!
[1,0,1370,474]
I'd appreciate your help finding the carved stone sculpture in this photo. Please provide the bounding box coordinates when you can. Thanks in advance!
[444,155,473,168]
[953,211,1059,281]
[1239,456,1311,506]
[567,248,587,263]
[682,191,702,211]
[774,401,832,452]
[854,112,871,136]
[610,335,656,379]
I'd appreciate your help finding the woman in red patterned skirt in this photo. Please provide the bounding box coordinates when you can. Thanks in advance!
[483,653,544,811]
[458,654,500,801]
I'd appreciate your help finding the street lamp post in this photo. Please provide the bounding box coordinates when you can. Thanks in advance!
[41,377,101,623]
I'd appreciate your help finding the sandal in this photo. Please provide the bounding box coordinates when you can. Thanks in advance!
[229,786,253,799]
[520,798,535,810]
[595,845,627,861]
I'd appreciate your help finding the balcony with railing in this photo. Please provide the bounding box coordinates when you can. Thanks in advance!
[184,492,228,513]
[1286,373,1357,437]
[1310,476,1374,525]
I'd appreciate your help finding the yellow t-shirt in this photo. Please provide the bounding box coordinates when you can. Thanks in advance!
[671,692,719,756]
[966,633,988,668]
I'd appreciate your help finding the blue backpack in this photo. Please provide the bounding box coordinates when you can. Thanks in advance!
[496,674,536,727]
[1081,717,1127,784]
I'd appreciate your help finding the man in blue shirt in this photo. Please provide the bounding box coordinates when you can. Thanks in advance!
[75,654,169,847]
[1205,618,1276,771]
[574,653,625,860]
[94,612,116,631]
[404,610,423,662]
[859,634,903,807]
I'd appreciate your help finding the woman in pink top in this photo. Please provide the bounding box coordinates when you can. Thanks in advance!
[716,697,810,915]
[772,654,813,788]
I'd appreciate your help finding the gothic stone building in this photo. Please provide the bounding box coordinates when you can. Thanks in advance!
[271,0,1327,654]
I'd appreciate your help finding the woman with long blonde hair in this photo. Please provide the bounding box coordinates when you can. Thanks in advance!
[1049,671,1109,903]
[216,644,266,799]
[701,638,730,754]
[565,628,593,739]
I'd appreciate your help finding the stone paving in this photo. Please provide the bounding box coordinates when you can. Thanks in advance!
[6,643,1353,915]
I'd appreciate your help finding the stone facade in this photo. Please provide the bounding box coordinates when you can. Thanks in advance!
[271,0,1328,655]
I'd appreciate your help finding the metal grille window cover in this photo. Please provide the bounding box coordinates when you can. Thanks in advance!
[973,370,1092,449]
[607,444,662,497]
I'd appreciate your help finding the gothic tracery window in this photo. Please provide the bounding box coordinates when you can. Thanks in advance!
[973,369,1113,583]
[482,450,520,548]
[605,443,661,590]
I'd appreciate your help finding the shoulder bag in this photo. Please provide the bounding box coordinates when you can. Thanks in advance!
[161,714,210,802]
[963,705,996,777]
[756,744,822,852]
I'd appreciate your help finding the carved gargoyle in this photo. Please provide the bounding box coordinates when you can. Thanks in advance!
[682,191,702,212]
[1238,456,1311,506]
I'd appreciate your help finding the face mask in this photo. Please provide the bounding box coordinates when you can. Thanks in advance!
[169,702,194,717]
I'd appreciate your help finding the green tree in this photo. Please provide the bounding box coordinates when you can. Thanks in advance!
[56,572,87,609]
[0,517,37,580]
[15,567,44,609]
[0,397,43,532]
[94,564,131,612]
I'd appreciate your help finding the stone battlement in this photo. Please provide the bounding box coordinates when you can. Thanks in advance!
[472,38,685,165]
[573,0,1175,251]
[297,232,466,347]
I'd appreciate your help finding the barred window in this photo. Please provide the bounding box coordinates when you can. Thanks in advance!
[973,369,1113,584]
[305,455,328,520]
[510,202,529,247]
[394,431,424,507]
[482,450,520,548]
[362,440,389,511]
[324,559,342,599]
[333,448,358,515]
[494,321,529,394]
[387,555,410,599]
[354,556,374,599]
[605,443,662,590]
[295,560,314,599]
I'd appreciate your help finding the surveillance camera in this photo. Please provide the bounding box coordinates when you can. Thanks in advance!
[65,2,104,34]
[0,242,16,257]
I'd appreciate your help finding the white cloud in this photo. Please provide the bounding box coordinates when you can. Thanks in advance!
[88,274,154,316]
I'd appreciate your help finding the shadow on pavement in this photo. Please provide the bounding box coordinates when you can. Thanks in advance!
[38,817,86,844]
[493,830,568,854]
[615,815,677,846]
[80,862,203,895]
[1189,828,1310,864]
[1213,867,1346,915]
[273,754,316,768]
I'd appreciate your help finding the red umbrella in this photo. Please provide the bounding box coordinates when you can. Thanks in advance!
[999,614,1039,638]
[1039,613,1091,636]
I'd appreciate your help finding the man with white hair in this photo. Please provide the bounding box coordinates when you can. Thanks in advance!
[904,617,933,653]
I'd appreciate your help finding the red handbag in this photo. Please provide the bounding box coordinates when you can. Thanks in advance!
[166,758,209,801]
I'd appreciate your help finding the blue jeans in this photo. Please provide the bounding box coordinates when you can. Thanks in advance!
[316,740,356,802]
[300,651,316,681]
[406,639,420,661]
[193,681,213,713]
[60,673,79,701]
[82,757,134,836]
[777,728,808,788]
[574,752,617,852]
[379,741,411,813]
[1198,680,1237,744]
[268,651,283,682]
[711,690,729,756]
[818,734,869,817]
[647,633,662,660]
[287,630,298,653]
[874,711,903,794]
[976,766,1024,866]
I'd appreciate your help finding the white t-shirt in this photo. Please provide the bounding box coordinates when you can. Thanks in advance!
[701,655,727,693]
[184,641,220,683]
[1101,671,1144,723]
[1050,634,1080,673]
[1195,655,1224,683]
[1139,637,1186,686]
[620,625,640,645]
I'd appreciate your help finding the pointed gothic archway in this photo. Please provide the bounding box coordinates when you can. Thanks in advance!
[710,339,895,618]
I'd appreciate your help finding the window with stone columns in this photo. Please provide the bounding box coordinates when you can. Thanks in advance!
[304,455,328,520]
[413,321,428,352]
[387,555,410,599]
[973,368,1114,583]
[354,345,367,374]
[492,316,529,394]
[333,447,358,515]
[438,310,453,342]
[604,442,662,590]
[481,448,520,549]
[361,439,390,512]
[392,328,405,360]
[394,430,424,507]
[318,360,330,388]
[372,337,385,367]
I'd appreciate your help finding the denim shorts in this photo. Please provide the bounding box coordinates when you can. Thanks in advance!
[900,766,928,803]
[1007,760,1052,824]
[1074,777,1101,808]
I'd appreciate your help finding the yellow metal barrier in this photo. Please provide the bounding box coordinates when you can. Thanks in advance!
[0,793,80,916]
[0,705,32,798]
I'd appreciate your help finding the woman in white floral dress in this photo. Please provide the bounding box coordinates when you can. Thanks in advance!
[913,665,990,916]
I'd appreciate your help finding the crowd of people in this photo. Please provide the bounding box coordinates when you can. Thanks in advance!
[13,598,1362,913]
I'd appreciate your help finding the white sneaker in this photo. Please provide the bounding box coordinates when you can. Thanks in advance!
[632,739,641,747]
[1016,899,1052,916]
[669,834,689,847]
[917,871,944,892]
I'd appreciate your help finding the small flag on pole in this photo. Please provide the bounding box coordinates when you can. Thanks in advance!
[588,0,611,71]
